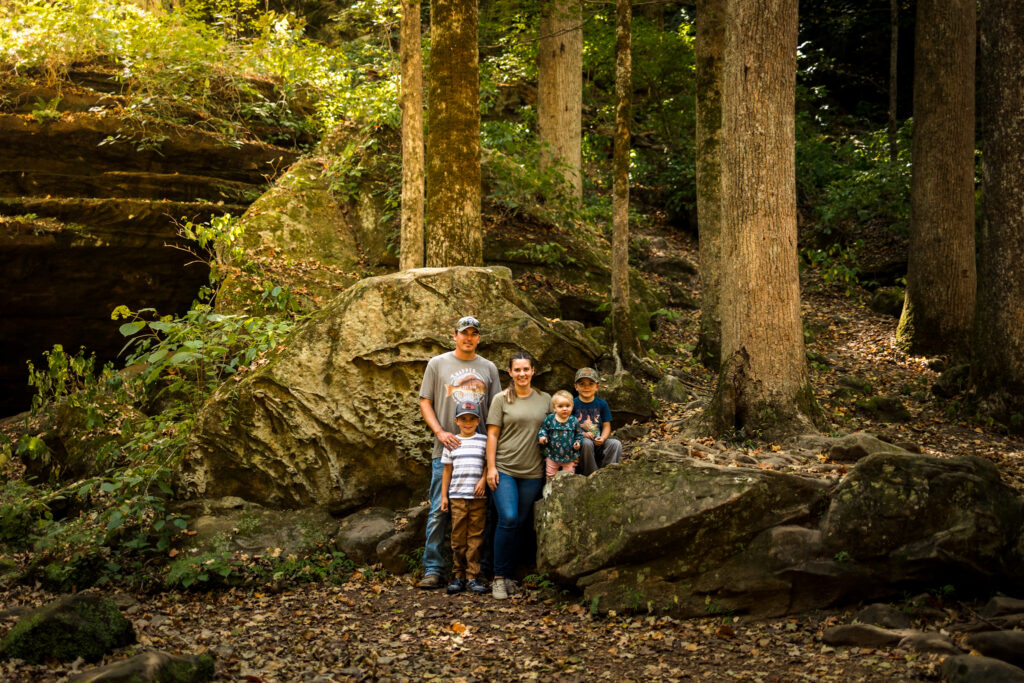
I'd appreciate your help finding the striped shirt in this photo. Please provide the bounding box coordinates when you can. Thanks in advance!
[441,433,488,499]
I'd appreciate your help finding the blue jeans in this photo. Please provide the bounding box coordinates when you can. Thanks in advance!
[423,457,448,576]
[492,472,544,578]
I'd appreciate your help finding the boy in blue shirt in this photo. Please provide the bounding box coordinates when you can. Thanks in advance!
[572,368,622,476]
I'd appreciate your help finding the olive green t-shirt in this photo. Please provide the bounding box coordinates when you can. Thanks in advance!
[487,389,551,479]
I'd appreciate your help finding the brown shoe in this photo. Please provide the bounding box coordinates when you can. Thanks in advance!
[418,573,445,590]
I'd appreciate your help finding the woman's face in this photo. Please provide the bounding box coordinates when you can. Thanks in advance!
[509,358,535,387]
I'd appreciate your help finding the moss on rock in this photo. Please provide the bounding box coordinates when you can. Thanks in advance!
[0,593,135,664]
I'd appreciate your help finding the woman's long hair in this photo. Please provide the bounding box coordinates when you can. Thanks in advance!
[502,350,536,404]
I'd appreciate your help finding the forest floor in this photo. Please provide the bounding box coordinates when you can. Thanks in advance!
[2,228,1022,682]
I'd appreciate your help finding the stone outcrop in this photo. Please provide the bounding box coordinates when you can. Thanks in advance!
[0,84,299,416]
[536,444,1024,618]
[0,593,135,664]
[181,266,601,511]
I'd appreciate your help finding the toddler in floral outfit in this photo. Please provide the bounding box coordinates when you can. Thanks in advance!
[537,390,582,479]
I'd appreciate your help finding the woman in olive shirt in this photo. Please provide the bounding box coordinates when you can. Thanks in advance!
[485,351,550,599]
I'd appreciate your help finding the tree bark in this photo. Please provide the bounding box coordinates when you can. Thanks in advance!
[974,2,1024,431]
[425,0,482,266]
[709,0,816,438]
[610,0,639,360]
[400,0,425,270]
[896,0,975,359]
[888,0,899,162]
[537,0,583,203]
[695,0,725,369]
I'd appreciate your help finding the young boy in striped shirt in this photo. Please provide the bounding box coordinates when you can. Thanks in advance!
[440,400,489,594]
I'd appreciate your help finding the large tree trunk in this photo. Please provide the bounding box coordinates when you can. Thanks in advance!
[896,0,975,359]
[709,0,816,438]
[610,0,639,360]
[399,0,425,270]
[695,0,725,369]
[974,2,1024,431]
[537,0,583,203]
[424,0,482,266]
[887,0,899,162]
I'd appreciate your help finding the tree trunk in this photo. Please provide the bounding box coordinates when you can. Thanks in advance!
[896,0,975,359]
[695,0,725,369]
[425,0,482,266]
[610,0,639,360]
[974,2,1024,431]
[400,0,425,270]
[537,0,583,203]
[888,0,899,162]
[709,0,816,439]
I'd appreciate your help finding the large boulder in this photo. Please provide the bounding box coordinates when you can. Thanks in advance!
[0,593,135,664]
[181,266,600,511]
[821,452,1024,583]
[535,444,1024,618]
[536,446,832,616]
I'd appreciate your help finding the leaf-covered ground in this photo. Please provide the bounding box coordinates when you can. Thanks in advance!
[1,575,946,682]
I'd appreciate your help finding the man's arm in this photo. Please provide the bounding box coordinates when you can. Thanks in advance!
[420,397,460,451]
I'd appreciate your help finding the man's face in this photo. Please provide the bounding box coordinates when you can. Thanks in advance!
[454,327,481,355]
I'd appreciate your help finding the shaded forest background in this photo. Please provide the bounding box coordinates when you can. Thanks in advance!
[0,0,1021,595]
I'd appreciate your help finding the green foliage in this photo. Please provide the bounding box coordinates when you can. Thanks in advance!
[506,241,579,268]
[0,0,396,141]
[29,95,61,122]
[165,541,356,590]
[802,241,863,294]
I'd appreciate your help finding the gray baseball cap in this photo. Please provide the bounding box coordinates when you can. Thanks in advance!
[574,367,600,383]
[456,316,481,333]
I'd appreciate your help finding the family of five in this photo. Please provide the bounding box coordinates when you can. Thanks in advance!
[418,315,621,599]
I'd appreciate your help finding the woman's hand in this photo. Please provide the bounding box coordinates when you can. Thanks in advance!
[538,436,548,445]
[487,466,500,491]
[486,424,501,491]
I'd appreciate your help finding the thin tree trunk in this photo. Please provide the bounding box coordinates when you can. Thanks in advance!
[974,2,1024,430]
[888,0,899,162]
[896,0,975,359]
[695,0,725,369]
[537,0,583,203]
[400,0,425,270]
[425,0,482,266]
[611,0,639,360]
[709,0,816,439]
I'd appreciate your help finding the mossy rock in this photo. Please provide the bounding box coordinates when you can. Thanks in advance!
[0,593,135,663]
[854,395,911,423]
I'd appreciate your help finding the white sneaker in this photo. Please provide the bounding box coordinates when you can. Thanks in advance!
[492,577,508,599]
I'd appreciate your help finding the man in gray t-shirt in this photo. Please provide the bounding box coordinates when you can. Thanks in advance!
[417,316,501,588]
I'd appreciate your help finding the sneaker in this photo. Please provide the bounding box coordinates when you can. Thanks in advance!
[467,578,489,594]
[492,577,508,599]
[446,577,467,594]
[418,573,445,590]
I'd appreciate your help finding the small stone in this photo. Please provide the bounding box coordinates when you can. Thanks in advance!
[942,655,1024,683]
[821,624,915,649]
[966,631,1024,668]
[897,632,961,654]
[853,603,912,630]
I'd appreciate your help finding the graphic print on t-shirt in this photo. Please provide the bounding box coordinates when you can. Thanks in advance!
[444,368,489,406]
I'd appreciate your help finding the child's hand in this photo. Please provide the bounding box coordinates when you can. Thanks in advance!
[539,436,548,445]
[473,478,486,497]
[573,441,580,450]
[441,496,449,512]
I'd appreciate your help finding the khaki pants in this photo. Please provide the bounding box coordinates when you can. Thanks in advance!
[450,498,487,580]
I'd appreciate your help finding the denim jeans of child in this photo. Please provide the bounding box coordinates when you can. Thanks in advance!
[492,472,544,578]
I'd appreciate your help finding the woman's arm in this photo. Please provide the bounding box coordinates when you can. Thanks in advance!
[485,424,502,490]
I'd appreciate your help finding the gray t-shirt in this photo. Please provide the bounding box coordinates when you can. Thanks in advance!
[487,389,552,479]
[420,351,502,459]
